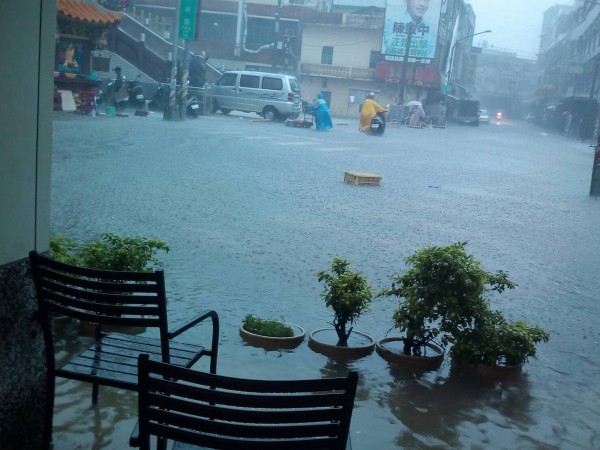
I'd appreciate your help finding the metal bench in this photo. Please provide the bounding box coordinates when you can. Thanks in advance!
[134,354,358,450]
[28,250,219,449]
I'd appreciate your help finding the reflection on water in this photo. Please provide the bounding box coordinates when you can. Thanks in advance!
[50,115,600,449]
[384,365,533,448]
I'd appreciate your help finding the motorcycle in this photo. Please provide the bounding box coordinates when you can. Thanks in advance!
[370,111,386,136]
[186,95,201,118]
[149,83,169,111]
[148,83,201,117]
[285,100,314,128]
[495,111,503,124]
[128,75,145,109]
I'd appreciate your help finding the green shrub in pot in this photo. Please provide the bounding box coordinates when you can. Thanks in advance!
[316,257,374,347]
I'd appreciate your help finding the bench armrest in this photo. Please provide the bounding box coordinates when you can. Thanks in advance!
[168,309,219,374]
[167,309,219,339]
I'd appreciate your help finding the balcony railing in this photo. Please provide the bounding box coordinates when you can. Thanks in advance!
[300,63,375,80]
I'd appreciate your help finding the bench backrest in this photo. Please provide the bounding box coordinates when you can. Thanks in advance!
[137,354,358,450]
[29,250,169,335]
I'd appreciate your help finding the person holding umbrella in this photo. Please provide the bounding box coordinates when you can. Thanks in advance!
[406,100,427,127]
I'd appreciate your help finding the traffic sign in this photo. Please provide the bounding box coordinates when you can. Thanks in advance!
[178,0,198,40]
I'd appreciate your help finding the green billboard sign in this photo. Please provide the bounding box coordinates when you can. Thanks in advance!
[178,0,198,40]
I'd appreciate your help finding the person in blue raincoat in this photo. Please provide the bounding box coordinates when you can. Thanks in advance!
[313,93,333,130]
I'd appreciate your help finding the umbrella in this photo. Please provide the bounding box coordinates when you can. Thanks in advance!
[405,100,422,106]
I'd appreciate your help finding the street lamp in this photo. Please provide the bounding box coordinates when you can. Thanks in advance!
[446,30,491,85]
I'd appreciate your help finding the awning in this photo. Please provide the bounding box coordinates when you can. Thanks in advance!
[57,0,123,24]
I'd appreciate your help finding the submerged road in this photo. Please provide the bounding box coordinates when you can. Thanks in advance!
[51,110,600,449]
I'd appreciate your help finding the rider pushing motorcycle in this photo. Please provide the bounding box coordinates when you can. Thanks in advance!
[359,92,386,135]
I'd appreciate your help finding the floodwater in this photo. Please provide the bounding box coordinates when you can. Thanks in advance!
[51,111,600,449]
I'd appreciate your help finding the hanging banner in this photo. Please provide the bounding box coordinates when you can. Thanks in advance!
[381,0,442,64]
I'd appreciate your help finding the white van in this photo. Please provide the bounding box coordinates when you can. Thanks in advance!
[211,71,301,121]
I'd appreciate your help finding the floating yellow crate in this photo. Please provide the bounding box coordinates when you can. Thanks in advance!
[344,171,381,186]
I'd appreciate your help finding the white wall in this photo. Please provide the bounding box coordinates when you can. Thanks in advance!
[0,0,54,265]
[299,23,393,116]
[301,23,381,67]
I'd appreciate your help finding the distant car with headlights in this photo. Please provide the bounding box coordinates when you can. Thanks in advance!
[478,109,490,124]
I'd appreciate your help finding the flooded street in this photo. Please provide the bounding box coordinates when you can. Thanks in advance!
[51,111,600,449]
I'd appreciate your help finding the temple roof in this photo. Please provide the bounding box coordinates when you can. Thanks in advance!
[57,0,123,24]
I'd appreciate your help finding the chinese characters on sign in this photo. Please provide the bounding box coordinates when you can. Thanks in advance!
[381,0,442,63]
[179,0,198,40]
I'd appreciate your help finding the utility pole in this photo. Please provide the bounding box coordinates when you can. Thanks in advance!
[590,59,600,139]
[164,0,181,121]
[398,23,414,106]
[590,135,600,196]
[179,40,190,120]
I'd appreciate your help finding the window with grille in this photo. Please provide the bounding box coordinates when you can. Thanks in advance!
[321,46,333,65]
[369,51,380,69]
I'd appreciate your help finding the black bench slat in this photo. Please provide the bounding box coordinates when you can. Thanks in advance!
[135,356,357,450]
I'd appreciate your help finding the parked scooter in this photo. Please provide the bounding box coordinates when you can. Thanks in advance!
[186,95,201,118]
[148,82,201,117]
[128,75,145,108]
[149,83,169,111]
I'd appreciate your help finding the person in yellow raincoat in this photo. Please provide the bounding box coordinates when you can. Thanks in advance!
[359,92,386,133]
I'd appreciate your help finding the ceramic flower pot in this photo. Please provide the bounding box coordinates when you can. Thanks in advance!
[239,322,305,350]
[308,327,375,359]
[376,337,444,371]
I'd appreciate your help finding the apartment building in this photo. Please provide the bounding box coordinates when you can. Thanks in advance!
[535,1,599,139]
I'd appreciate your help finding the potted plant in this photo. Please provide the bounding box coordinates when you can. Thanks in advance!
[50,232,169,271]
[73,232,170,272]
[377,242,517,370]
[309,257,375,359]
[50,232,170,335]
[239,314,305,350]
[450,309,549,375]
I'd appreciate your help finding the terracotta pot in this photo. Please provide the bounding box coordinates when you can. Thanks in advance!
[308,328,375,359]
[376,337,444,370]
[239,323,305,350]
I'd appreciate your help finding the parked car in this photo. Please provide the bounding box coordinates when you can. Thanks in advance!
[211,70,301,121]
[479,109,490,124]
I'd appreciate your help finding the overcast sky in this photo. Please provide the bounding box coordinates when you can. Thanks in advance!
[467,0,574,59]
